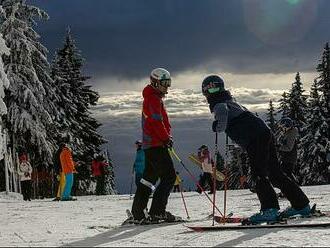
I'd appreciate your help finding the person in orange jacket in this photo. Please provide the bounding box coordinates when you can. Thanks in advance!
[60,143,76,201]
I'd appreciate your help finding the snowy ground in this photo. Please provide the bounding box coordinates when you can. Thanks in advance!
[1,185,330,247]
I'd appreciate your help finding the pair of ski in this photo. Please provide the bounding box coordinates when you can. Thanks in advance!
[121,210,243,227]
[122,209,190,226]
[186,204,330,232]
[121,205,330,231]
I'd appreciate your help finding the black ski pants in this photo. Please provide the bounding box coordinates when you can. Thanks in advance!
[21,180,32,201]
[246,130,309,211]
[96,175,105,195]
[199,172,214,192]
[173,185,180,192]
[132,146,176,220]
[280,161,297,183]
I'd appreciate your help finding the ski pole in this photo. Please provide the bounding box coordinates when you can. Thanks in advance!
[212,132,218,226]
[179,183,190,219]
[221,134,229,224]
[169,148,224,218]
[129,170,134,199]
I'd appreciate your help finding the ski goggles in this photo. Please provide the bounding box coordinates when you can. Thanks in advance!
[159,79,171,88]
[203,87,221,96]
[207,87,220,94]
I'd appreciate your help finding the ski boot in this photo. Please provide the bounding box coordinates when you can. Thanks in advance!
[150,211,182,223]
[279,204,312,220]
[242,208,280,225]
[277,192,286,199]
[122,209,152,225]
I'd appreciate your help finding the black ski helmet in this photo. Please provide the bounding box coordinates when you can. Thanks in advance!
[279,117,294,129]
[202,75,225,98]
[198,144,208,151]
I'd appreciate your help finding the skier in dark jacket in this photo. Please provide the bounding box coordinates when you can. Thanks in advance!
[276,117,299,182]
[201,74,311,224]
[131,68,177,224]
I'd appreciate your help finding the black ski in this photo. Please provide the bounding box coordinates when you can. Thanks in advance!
[187,205,330,232]
[185,221,330,232]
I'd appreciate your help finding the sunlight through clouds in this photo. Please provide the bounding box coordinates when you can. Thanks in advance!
[243,0,318,45]
[93,87,284,125]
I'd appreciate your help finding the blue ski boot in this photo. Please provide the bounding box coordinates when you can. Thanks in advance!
[279,204,311,219]
[242,208,280,225]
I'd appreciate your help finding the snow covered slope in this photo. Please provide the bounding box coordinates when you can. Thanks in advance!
[1,185,330,247]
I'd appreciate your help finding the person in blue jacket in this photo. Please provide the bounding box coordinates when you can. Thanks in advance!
[201,74,311,224]
[133,140,145,187]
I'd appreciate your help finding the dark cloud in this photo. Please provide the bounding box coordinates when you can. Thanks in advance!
[30,0,330,86]
[25,0,329,193]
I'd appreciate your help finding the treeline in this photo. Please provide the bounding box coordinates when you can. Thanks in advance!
[0,0,111,195]
[219,43,330,190]
[265,43,330,186]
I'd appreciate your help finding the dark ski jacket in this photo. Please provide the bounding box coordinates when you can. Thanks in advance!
[277,127,299,165]
[210,91,270,149]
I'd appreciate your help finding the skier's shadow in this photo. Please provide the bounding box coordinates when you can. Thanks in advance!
[214,228,279,247]
[63,224,164,247]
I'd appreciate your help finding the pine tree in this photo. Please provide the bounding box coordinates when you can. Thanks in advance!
[0,0,56,163]
[225,144,250,190]
[277,91,290,118]
[51,28,106,194]
[265,99,277,132]
[0,18,10,189]
[316,42,330,141]
[287,72,307,129]
[299,80,330,184]
[104,150,116,194]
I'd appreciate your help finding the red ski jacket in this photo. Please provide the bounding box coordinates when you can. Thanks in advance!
[91,160,108,176]
[142,85,171,149]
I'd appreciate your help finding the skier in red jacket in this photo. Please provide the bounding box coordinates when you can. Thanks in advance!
[92,154,108,195]
[131,68,177,224]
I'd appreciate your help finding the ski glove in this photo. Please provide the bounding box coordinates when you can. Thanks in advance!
[164,137,174,148]
[212,120,219,132]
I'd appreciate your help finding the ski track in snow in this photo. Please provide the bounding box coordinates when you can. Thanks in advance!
[1,185,330,247]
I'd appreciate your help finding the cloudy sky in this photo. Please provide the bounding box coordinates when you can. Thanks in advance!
[31,0,330,193]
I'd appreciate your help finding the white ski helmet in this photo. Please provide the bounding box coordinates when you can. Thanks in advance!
[150,68,171,89]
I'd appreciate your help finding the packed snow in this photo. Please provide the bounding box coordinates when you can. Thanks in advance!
[1,185,330,247]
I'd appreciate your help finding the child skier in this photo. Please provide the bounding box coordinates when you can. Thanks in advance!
[133,140,145,188]
[197,145,214,194]
[201,74,311,224]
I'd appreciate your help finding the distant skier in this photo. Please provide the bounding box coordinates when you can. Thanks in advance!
[173,171,182,192]
[196,145,214,194]
[276,117,299,182]
[131,68,177,224]
[60,143,77,201]
[201,74,311,224]
[18,153,33,201]
[92,154,109,195]
[133,140,145,188]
